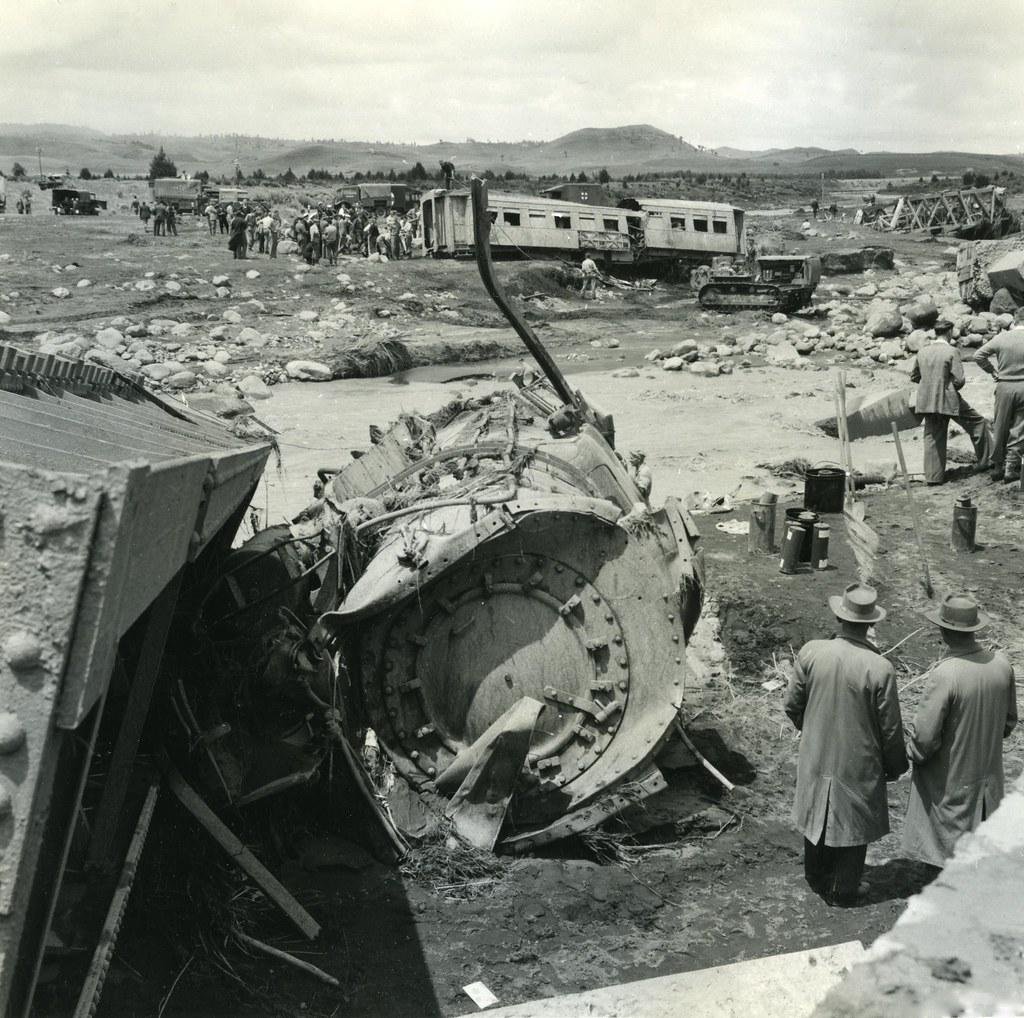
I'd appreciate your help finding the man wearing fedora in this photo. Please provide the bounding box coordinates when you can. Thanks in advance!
[902,593,1017,868]
[910,319,992,485]
[785,583,908,906]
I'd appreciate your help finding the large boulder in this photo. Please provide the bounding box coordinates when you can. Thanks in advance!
[765,341,802,366]
[866,304,903,338]
[285,359,332,381]
[990,288,1019,315]
[902,298,938,328]
[238,374,273,400]
[820,247,896,275]
[661,357,685,371]
[94,327,125,350]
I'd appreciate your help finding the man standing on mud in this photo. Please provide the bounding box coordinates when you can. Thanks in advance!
[902,594,1017,870]
[974,326,1024,482]
[784,583,907,906]
[910,319,991,484]
[580,252,600,299]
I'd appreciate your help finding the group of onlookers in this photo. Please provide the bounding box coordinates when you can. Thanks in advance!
[212,201,282,260]
[130,196,178,236]
[290,202,419,265]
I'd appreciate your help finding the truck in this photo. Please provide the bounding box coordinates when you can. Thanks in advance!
[203,185,248,208]
[50,188,108,215]
[149,177,203,214]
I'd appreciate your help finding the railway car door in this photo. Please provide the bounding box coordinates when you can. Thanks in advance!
[626,215,645,259]
[421,198,435,251]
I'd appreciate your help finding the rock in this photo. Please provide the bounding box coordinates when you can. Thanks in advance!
[0,311,10,325]
[222,310,242,324]
[589,339,602,348]
[77,278,92,288]
[237,327,262,345]
[245,269,260,280]
[94,327,124,350]
[661,357,685,371]
[164,280,182,293]
[771,312,788,325]
[794,337,817,355]
[644,349,662,361]
[820,247,895,274]
[298,310,319,322]
[878,339,904,360]
[670,339,698,356]
[277,239,297,255]
[165,370,197,390]
[285,359,332,381]
[866,305,903,338]
[170,323,193,337]
[134,280,156,292]
[216,286,231,299]
[765,342,802,366]
[968,315,991,335]
[854,283,878,298]
[212,274,231,287]
[961,333,985,348]
[611,368,639,378]
[903,298,938,328]
[690,362,721,376]
[238,374,273,400]
[990,288,1019,315]
[336,273,352,285]
[198,361,228,378]
[51,287,71,299]
[125,323,148,338]
[213,350,231,364]
[606,337,620,349]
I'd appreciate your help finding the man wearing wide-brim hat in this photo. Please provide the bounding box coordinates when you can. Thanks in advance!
[785,583,908,906]
[910,319,992,484]
[902,594,1017,869]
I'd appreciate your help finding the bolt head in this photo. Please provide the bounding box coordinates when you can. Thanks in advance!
[0,714,25,754]
[4,632,42,671]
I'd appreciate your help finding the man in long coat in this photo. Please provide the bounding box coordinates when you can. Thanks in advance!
[785,583,908,905]
[911,320,991,484]
[902,594,1017,869]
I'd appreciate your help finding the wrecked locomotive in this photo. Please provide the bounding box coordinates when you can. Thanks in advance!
[184,178,706,854]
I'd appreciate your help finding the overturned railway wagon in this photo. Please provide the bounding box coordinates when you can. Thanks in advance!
[420,187,746,272]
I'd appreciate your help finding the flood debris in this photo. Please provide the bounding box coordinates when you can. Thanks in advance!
[173,179,706,859]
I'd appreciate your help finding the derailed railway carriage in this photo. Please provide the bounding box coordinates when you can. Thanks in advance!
[420,187,747,275]
[420,188,644,263]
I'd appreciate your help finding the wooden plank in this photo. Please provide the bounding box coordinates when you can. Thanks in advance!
[165,765,320,940]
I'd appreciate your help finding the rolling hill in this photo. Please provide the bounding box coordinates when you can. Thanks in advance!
[0,123,1021,180]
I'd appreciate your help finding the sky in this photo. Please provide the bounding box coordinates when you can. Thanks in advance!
[2,0,1023,153]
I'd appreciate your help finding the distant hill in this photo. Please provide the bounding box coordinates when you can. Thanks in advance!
[0,123,1021,180]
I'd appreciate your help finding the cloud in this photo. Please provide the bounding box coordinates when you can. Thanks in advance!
[1,0,1022,151]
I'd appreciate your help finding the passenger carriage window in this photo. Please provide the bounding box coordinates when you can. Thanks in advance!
[713,220,728,234]
[603,219,620,231]
[553,214,571,230]
[503,211,521,226]
[670,217,686,230]
[693,217,708,232]
[579,191,589,202]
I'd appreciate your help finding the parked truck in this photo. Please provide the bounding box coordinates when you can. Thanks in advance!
[149,177,203,214]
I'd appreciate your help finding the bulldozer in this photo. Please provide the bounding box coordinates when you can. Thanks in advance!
[697,254,821,313]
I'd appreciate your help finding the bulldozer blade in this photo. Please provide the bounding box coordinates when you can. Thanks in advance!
[444,697,545,851]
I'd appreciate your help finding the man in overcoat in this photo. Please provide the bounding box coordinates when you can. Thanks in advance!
[910,320,991,484]
[902,594,1017,868]
[784,583,908,905]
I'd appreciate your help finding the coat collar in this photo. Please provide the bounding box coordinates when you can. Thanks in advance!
[833,632,881,653]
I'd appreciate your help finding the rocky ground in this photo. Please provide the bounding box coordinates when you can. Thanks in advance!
[7,201,1022,1018]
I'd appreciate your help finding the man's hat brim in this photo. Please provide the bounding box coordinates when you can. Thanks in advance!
[829,595,886,624]
[924,605,990,632]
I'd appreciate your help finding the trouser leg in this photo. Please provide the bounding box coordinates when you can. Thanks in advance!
[1002,382,1024,478]
[922,415,949,483]
[829,844,867,901]
[804,836,829,891]
[954,395,993,469]
[991,382,1015,477]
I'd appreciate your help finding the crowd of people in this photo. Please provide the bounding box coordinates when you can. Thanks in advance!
[126,192,422,266]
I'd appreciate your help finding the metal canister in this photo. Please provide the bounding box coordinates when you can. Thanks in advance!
[748,491,778,554]
[811,522,830,570]
[951,494,977,553]
[779,520,806,574]
[797,510,819,563]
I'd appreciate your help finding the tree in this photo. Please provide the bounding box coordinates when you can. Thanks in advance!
[195,169,210,183]
[962,170,975,187]
[11,162,25,179]
[148,146,177,179]
[79,167,92,180]
[102,168,115,178]
[597,167,610,184]
[281,167,297,184]
[577,171,588,183]
[408,161,428,181]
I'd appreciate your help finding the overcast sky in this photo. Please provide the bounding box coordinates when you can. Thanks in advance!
[3,0,1023,153]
